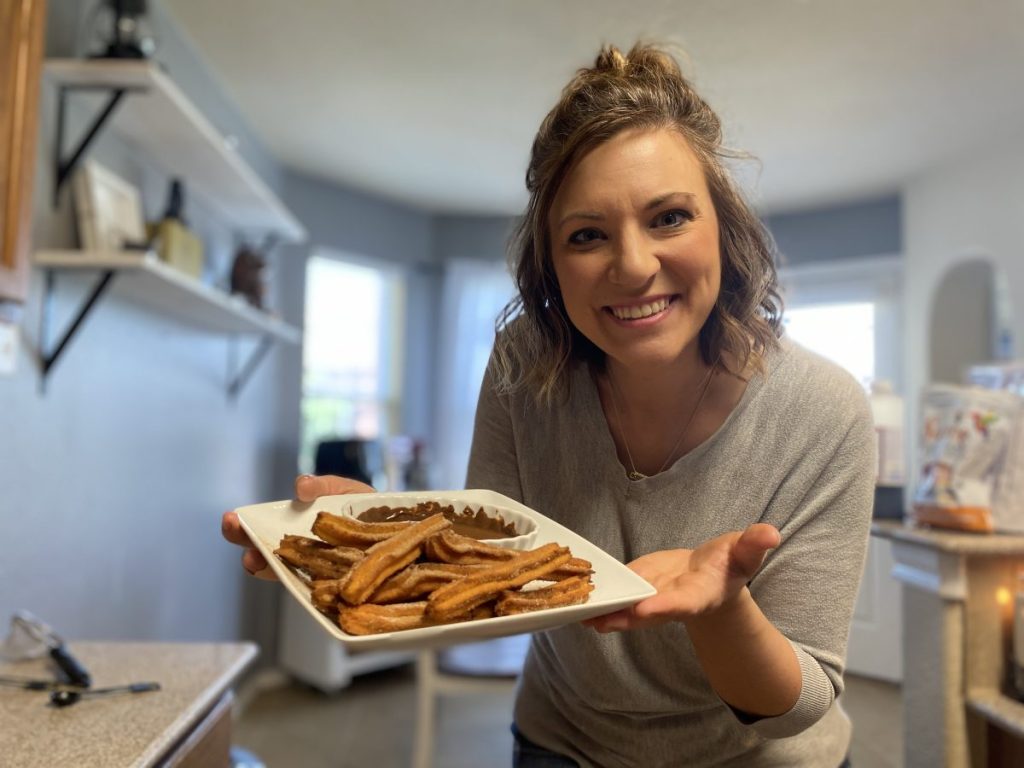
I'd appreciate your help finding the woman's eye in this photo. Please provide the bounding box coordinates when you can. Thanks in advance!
[568,228,604,246]
[652,210,693,228]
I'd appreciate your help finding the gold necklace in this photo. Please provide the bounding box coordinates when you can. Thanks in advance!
[606,361,717,481]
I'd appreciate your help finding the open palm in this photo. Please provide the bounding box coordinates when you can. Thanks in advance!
[585,523,780,632]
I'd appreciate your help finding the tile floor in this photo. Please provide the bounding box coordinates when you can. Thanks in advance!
[233,665,902,768]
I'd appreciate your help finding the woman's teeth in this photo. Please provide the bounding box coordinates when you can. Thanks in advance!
[610,298,670,320]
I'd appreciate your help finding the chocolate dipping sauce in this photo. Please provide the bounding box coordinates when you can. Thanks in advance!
[357,501,518,539]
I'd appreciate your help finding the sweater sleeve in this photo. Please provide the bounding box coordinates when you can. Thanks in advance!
[737,380,876,739]
[464,356,525,503]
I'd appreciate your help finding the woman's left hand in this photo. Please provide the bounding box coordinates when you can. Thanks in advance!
[584,523,780,633]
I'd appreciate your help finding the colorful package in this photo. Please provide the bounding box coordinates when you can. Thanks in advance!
[911,384,1024,533]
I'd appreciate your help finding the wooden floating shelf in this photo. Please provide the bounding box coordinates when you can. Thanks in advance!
[35,250,301,343]
[45,58,306,242]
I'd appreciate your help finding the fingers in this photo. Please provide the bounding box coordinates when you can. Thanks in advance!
[583,608,633,633]
[224,475,378,582]
[222,510,277,580]
[294,474,376,502]
[242,547,277,580]
[221,511,252,547]
[731,523,780,578]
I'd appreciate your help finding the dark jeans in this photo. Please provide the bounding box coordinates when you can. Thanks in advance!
[512,725,578,768]
[512,723,853,768]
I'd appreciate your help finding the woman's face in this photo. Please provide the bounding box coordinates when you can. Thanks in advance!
[548,128,721,370]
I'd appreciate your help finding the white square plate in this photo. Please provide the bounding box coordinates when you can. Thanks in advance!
[235,489,656,652]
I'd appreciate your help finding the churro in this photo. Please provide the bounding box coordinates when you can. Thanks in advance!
[310,579,341,612]
[338,600,495,635]
[426,530,593,580]
[274,535,364,579]
[368,562,485,604]
[495,575,595,616]
[311,512,412,549]
[427,542,572,621]
[338,513,452,605]
[338,601,438,635]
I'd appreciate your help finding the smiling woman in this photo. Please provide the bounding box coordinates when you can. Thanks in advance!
[464,42,874,768]
[0,0,46,304]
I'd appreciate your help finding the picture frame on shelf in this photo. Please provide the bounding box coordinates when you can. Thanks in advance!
[72,160,148,252]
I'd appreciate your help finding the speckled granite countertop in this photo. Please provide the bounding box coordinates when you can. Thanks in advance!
[0,641,258,768]
[872,519,1024,554]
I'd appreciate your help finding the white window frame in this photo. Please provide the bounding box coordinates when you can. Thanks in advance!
[778,254,903,393]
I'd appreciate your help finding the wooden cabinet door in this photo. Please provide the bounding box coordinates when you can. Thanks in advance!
[0,0,46,304]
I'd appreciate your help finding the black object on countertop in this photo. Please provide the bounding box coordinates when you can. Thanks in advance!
[50,681,160,708]
[0,675,63,690]
[49,645,92,688]
[11,612,92,689]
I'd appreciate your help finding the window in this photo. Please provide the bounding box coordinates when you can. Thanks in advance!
[779,256,902,392]
[300,253,405,473]
[783,302,876,388]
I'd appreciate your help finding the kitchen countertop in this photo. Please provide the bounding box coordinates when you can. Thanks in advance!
[0,641,258,768]
[871,519,1024,555]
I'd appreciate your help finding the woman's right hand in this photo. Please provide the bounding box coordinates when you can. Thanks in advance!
[221,474,377,580]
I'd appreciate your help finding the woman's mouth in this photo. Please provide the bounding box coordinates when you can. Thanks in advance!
[605,295,676,322]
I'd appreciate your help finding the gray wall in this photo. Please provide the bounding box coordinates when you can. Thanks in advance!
[433,215,517,264]
[764,195,902,266]
[0,1,295,653]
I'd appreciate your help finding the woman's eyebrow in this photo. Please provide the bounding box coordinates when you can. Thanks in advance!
[557,209,603,228]
[558,191,699,228]
[644,191,697,210]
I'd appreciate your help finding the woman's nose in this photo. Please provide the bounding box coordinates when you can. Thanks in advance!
[608,230,658,287]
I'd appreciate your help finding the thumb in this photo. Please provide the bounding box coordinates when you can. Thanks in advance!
[730,523,780,578]
[294,474,376,502]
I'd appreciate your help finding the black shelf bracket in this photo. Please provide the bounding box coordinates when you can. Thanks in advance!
[227,334,273,400]
[38,268,116,390]
[52,83,147,206]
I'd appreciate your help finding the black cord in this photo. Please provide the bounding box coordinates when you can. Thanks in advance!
[0,676,64,690]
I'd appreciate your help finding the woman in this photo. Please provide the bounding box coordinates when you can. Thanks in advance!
[223,43,873,767]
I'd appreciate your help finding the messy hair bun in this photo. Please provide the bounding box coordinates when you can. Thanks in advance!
[495,42,783,403]
[594,45,629,73]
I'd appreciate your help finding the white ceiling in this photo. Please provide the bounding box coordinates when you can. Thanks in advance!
[163,0,1024,216]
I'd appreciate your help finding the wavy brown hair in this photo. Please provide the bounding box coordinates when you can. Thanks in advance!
[493,42,783,403]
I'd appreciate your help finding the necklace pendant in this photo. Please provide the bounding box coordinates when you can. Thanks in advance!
[628,470,647,482]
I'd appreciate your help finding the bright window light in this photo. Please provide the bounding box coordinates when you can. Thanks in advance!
[783,302,875,389]
[300,255,403,472]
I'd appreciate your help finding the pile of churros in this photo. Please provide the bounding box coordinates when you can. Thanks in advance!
[274,509,594,635]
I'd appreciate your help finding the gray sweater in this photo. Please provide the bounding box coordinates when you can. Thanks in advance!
[466,337,875,768]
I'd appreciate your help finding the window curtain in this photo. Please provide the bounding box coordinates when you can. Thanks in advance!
[434,258,515,490]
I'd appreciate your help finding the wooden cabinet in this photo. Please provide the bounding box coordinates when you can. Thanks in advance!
[0,0,46,303]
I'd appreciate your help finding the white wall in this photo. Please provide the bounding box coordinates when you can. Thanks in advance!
[903,132,1024,485]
